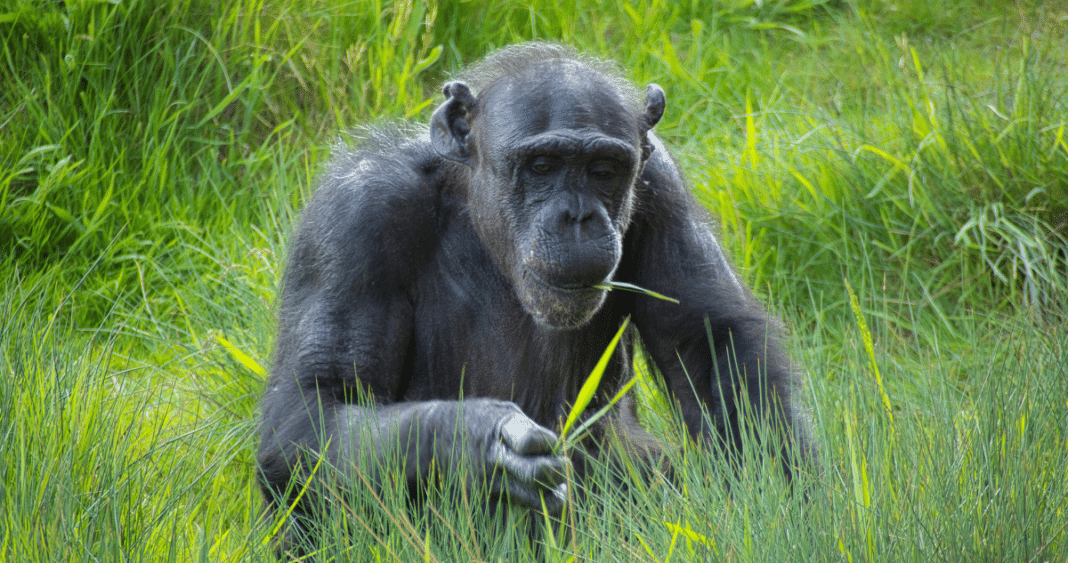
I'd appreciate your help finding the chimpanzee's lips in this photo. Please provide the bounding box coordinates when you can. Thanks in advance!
[531,275,606,295]
[551,281,600,292]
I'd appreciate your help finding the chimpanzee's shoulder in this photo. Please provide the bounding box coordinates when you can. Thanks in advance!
[286,128,452,289]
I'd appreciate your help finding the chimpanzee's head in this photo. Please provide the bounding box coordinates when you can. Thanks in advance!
[431,44,664,329]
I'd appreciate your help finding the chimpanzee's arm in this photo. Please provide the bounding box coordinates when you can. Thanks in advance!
[255,153,569,532]
[626,139,808,468]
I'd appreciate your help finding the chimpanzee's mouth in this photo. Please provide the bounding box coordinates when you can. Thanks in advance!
[534,276,607,296]
[551,281,602,293]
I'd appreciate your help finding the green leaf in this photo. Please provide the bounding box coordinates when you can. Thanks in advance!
[559,316,630,440]
[215,334,266,377]
[592,281,680,304]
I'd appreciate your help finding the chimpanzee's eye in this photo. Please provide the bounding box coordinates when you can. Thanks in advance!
[588,159,619,179]
[529,156,560,175]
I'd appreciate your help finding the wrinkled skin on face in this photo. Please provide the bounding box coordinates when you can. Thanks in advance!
[433,61,664,328]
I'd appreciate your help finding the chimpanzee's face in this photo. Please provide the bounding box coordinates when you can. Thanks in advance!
[468,63,644,329]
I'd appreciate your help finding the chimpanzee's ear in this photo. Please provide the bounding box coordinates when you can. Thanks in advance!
[431,81,478,164]
[643,83,665,130]
[640,84,665,161]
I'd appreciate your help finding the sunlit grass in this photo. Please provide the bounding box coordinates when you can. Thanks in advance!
[2,0,1066,560]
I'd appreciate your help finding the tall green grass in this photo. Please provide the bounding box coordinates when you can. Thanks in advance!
[2,0,1066,560]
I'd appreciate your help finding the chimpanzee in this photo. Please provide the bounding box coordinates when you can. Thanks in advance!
[257,42,811,553]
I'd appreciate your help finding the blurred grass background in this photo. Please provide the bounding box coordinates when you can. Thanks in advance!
[2,0,1066,561]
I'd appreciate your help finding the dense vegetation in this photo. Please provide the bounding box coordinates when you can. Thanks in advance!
[2,0,1065,560]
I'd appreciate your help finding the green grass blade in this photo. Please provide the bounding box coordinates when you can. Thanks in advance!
[559,316,630,441]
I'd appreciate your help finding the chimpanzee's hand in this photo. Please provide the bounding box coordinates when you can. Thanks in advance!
[425,399,570,514]
[487,403,570,513]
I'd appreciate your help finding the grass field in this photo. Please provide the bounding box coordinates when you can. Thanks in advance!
[2,0,1067,561]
